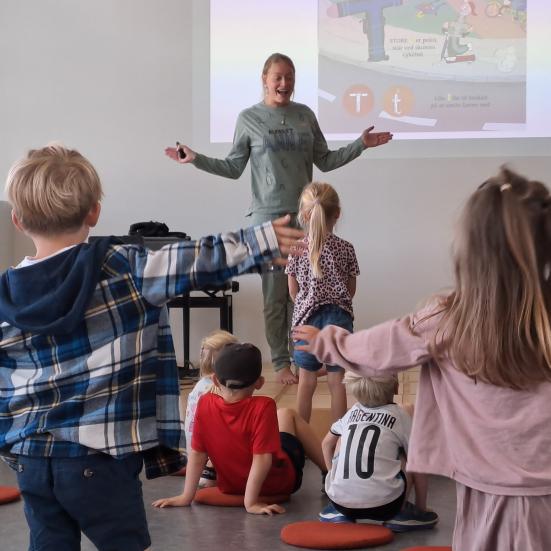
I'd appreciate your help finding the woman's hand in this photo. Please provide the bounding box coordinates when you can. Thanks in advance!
[151,495,191,508]
[361,126,393,149]
[245,502,286,515]
[271,215,306,266]
[165,144,196,164]
[292,325,321,352]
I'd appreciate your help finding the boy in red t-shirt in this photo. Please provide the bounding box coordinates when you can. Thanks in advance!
[153,343,327,515]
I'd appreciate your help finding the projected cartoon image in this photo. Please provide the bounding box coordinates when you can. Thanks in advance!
[318,0,527,133]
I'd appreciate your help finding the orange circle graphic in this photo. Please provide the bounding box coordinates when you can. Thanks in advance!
[342,85,374,117]
[383,86,415,117]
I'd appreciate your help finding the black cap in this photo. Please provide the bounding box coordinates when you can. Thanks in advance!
[214,343,262,389]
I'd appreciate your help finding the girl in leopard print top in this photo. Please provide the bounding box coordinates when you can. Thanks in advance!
[286,182,359,424]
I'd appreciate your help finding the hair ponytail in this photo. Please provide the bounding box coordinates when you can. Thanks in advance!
[308,201,326,278]
[298,182,340,279]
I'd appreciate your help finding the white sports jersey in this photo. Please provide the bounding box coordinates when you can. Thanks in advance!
[184,376,213,449]
[325,403,411,509]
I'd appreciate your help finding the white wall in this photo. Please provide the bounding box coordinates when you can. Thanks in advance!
[1,1,550,366]
[0,202,14,270]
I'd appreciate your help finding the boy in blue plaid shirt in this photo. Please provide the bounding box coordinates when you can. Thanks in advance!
[0,144,303,551]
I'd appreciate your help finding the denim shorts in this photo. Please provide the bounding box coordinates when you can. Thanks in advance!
[16,453,150,551]
[293,304,353,372]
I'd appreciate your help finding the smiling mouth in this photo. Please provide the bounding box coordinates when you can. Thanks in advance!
[277,89,290,96]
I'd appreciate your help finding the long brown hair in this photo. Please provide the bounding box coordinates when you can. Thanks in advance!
[298,182,340,278]
[432,167,551,390]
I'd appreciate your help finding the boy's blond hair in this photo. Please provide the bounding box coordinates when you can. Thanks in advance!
[5,143,103,235]
[199,330,239,377]
[344,372,398,408]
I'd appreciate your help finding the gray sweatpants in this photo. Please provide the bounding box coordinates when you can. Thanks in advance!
[250,212,297,372]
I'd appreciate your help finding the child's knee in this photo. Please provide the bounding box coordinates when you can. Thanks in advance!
[277,407,295,423]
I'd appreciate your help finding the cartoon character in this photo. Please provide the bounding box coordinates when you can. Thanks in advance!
[416,0,447,18]
[441,0,476,63]
[327,0,403,62]
[485,0,526,32]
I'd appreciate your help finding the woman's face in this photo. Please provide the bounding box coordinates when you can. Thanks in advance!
[263,61,295,107]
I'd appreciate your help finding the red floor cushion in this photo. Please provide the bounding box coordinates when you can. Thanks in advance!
[194,486,289,507]
[400,547,452,551]
[0,486,21,505]
[280,521,393,549]
[170,467,186,477]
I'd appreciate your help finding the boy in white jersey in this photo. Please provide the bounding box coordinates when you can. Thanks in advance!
[319,373,438,531]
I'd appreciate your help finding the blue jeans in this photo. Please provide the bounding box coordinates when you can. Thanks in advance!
[294,304,353,372]
[16,453,150,551]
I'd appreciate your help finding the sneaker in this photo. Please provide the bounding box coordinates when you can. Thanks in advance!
[319,503,356,524]
[383,501,439,532]
[198,466,217,489]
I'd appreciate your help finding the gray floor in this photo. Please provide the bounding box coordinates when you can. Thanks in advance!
[1,460,456,550]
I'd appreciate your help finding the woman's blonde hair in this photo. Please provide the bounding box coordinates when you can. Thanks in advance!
[199,330,239,377]
[5,143,103,235]
[430,167,551,390]
[298,182,340,278]
[345,372,398,407]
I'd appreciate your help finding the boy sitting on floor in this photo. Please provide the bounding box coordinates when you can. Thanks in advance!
[153,342,327,515]
[320,372,438,531]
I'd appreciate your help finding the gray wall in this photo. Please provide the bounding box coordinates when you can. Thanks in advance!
[1,0,550,365]
[0,202,13,270]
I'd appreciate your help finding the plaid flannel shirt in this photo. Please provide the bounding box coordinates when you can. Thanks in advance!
[0,223,279,478]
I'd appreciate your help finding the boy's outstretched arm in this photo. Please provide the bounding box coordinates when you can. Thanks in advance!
[244,453,285,515]
[129,215,305,306]
[152,449,207,508]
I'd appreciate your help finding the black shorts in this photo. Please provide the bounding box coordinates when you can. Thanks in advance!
[332,471,407,521]
[280,431,305,493]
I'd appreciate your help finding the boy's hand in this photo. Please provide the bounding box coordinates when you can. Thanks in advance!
[246,502,286,515]
[271,215,305,266]
[151,495,192,508]
[292,325,321,352]
[165,144,196,164]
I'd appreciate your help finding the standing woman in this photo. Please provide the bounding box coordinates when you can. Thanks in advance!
[166,53,392,385]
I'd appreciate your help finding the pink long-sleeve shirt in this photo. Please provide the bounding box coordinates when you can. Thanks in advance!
[309,308,551,496]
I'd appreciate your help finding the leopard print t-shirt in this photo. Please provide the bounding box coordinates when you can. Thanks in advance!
[286,233,359,327]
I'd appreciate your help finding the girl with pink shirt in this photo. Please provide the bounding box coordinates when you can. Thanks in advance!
[293,168,551,551]
[286,182,359,424]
